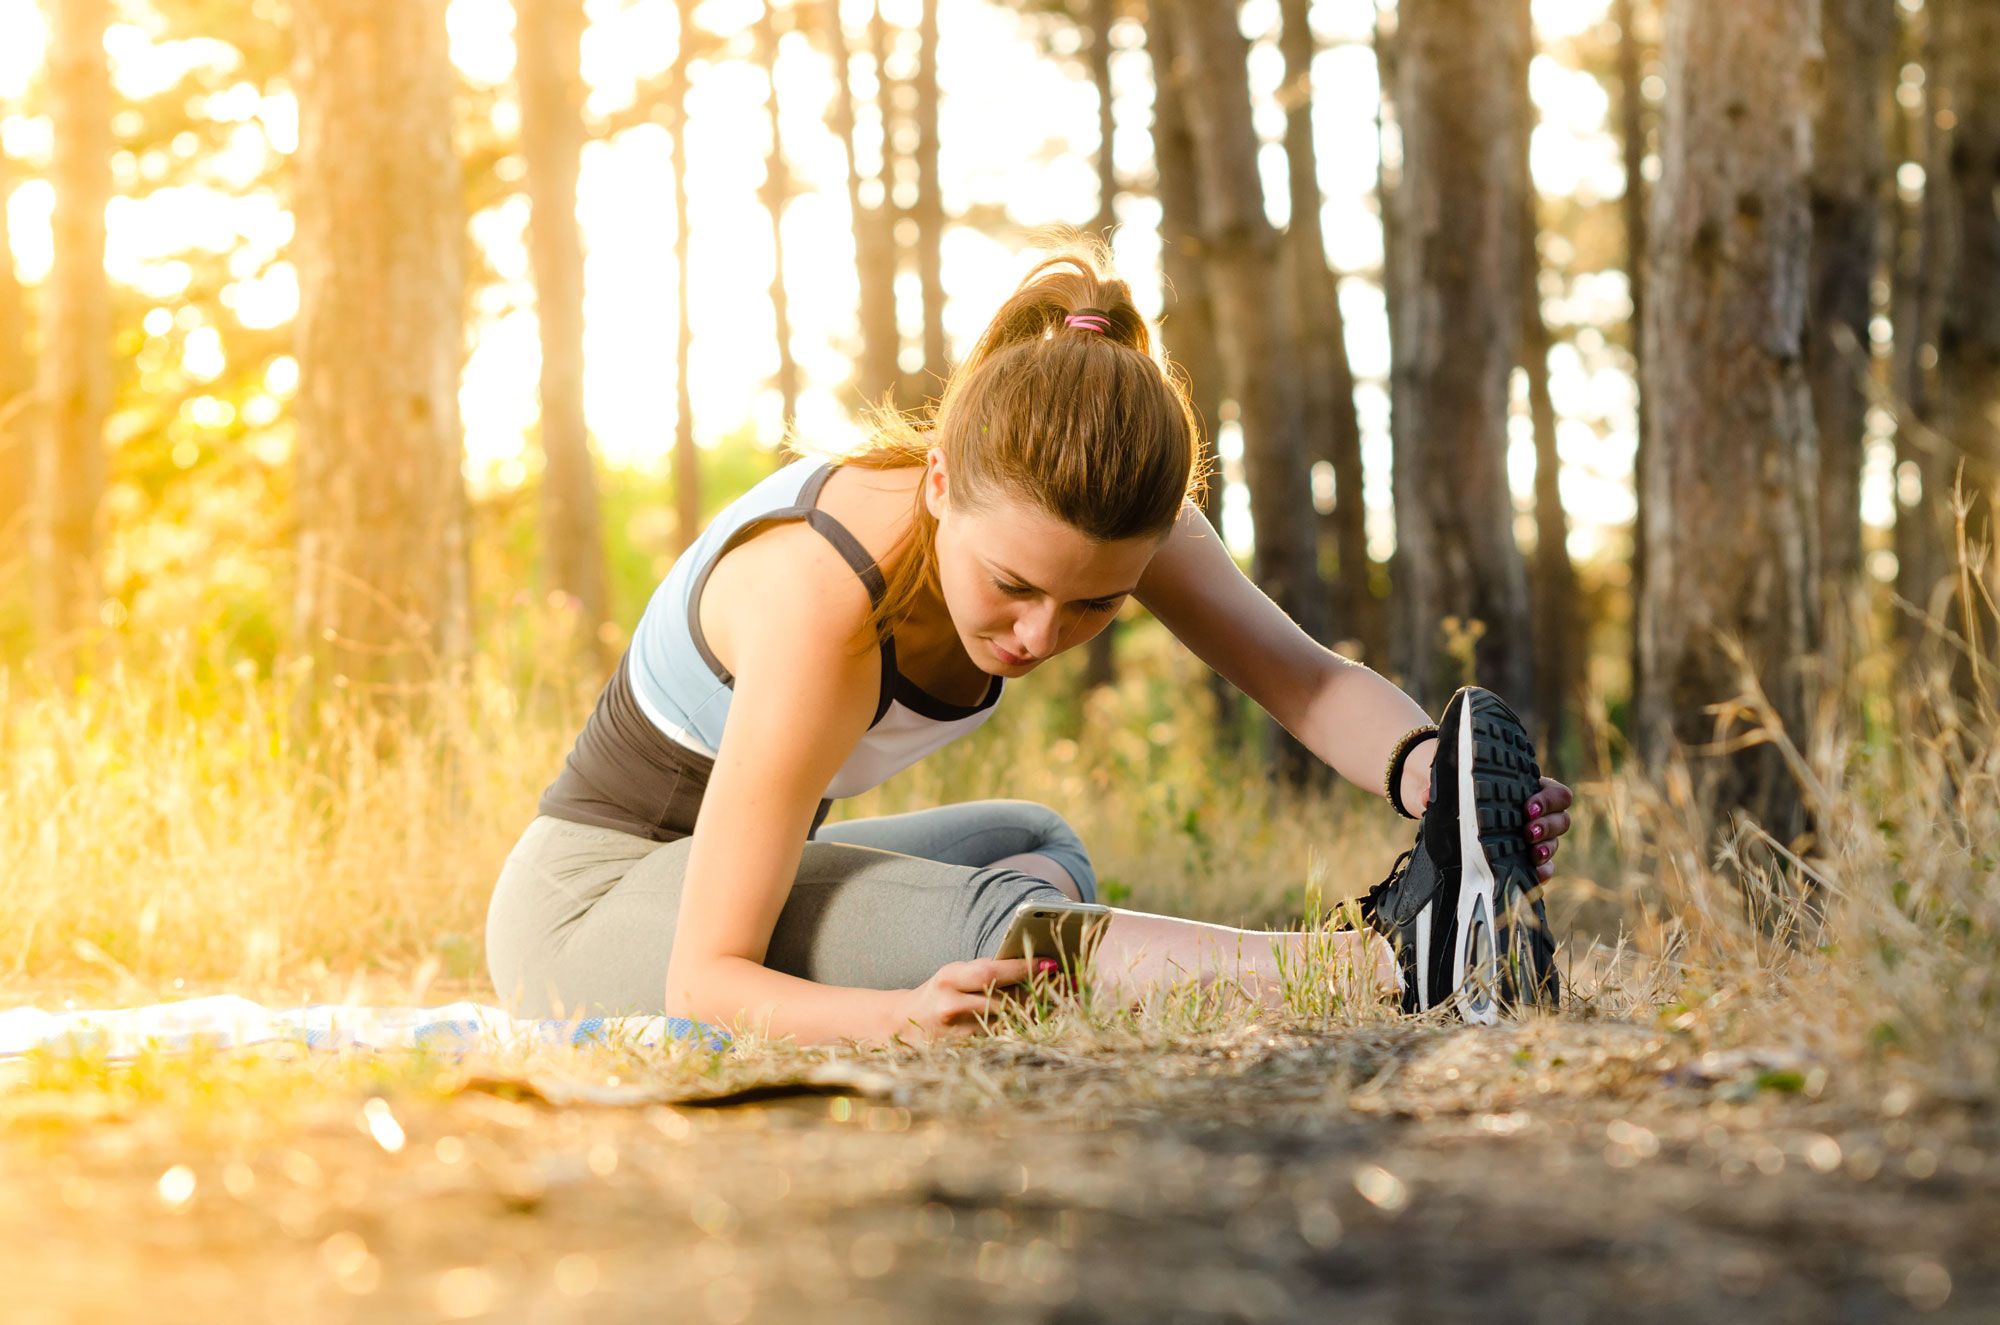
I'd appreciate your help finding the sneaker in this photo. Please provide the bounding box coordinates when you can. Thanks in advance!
[1360,686,1560,1022]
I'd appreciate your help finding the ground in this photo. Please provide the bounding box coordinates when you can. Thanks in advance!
[4,1005,1995,1324]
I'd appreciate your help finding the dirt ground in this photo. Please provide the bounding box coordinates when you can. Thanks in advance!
[4,1015,1996,1324]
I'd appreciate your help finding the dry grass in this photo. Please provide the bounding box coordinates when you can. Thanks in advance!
[0,518,1993,1114]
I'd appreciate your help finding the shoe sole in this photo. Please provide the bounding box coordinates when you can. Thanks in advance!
[1448,689,1548,1023]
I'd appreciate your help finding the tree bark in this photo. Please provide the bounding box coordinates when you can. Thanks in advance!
[1280,0,1380,666]
[1387,0,1536,718]
[1636,0,1821,848]
[1808,0,1895,593]
[292,0,471,696]
[907,0,947,409]
[1891,0,1951,644]
[1936,0,2000,712]
[757,0,801,464]
[1146,0,1242,751]
[828,0,901,414]
[0,146,32,579]
[1159,0,1329,779]
[1081,0,1120,692]
[671,0,700,550]
[1615,0,1650,719]
[518,0,612,653]
[36,0,113,650]
[1516,0,1576,763]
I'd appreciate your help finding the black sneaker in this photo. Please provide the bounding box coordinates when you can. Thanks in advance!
[1361,686,1560,1022]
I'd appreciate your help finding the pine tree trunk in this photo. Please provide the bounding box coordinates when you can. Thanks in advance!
[1387,0,1536,718]
[909,0,947,407]
[1615,0,1650,720]
[1936,0,2000,712]
[1891,0,1951,644]
[1636,0,1820,847]
[518,0,611,653]
[757,0,800,463]
[1517,0,1575,764]
[1146,1,1242,752]
[36,0,112,649]
[1159,0,1329,780]
[1280,0,1379,666]
[830,0,900,413]
[1081,0,1120,692]
[671,0,700,550]
[292,0,471,696]
[0,148,31,580]
[1808,0,1894,594]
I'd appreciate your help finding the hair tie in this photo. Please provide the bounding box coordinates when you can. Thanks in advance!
[1064,308,1113,334]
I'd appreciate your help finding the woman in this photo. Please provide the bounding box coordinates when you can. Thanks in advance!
[486,251,1576,1042]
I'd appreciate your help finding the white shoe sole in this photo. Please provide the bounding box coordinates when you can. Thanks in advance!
[1451,695,1501,1025]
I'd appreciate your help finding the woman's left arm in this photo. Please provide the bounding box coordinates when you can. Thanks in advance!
[1134,502,1574,879]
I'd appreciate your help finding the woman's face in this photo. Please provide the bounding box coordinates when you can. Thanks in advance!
[923,449,1164,677]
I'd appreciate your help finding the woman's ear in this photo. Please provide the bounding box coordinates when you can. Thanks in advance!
[923,447,949,520]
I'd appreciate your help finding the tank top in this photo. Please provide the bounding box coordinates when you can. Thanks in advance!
[536,457,1005,842]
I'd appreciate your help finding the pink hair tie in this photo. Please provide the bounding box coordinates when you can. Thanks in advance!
[1064,310,1112,334]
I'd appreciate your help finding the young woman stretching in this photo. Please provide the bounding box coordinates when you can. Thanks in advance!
[485,252,1577,1042]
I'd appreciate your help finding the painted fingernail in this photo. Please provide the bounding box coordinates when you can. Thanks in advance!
[1529,823,1543,840]
[1035,958,1059,973]
[1537,844,1552,860]
[1527,801,1543,818]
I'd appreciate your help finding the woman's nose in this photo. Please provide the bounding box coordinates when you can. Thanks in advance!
[1016,606,1060,658]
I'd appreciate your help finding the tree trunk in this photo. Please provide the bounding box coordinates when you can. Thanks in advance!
[1636,0,1820,848]
[907,0,947,409]
[1281,0,1379,666]
[1891,0,1951,645]
[1081,0,1120,692]
[1808,0,1894,594]
[757,0,801,464]
[1517,0,1576,764]
[36,0,113,650]
[1615,0,1650,720]
[1936,0,2000,713]
[518,0,611,654]
[1147,1,1242,751]
[829,0,901,414]
[671,0,700,550]
[1159,0,1329,780]
[0,146,32,580]
[292,0,471,696]
[1388,0,1536,718]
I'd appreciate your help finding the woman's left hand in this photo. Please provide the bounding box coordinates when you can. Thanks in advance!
[1524,776,1573,883]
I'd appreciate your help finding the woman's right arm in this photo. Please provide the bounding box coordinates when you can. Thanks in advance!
[661,527,1030,1043]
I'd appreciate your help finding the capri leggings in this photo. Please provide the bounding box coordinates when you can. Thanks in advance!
[484,799,1098,1019]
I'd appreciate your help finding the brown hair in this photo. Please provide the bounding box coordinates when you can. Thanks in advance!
[831,239,1208,644]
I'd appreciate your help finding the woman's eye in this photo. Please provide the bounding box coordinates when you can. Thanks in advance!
[994,580,1033,596]
[1084,598,1122,613]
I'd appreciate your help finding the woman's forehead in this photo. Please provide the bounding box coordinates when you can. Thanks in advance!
[956,496,1155,589]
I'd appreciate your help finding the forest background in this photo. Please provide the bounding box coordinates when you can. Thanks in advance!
[0,0,1994,1093]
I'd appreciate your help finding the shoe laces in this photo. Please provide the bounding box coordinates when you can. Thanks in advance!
[1369,846,1416,905]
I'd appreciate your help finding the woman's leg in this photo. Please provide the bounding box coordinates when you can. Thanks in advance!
[1088,910,1398,1011]
[814,799,1097,902]
[487,815,1075,1018]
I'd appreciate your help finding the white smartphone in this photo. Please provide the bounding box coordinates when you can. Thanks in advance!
[993,898,1111,971]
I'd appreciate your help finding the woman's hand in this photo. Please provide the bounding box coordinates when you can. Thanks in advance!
[889,957,1037,1041]
[1525,776,1574,883]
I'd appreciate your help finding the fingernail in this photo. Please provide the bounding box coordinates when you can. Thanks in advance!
[1529,823,1543,840]
[1035,958,1059,973]
[1537,844,1551,860]
[1527,801,1542,818]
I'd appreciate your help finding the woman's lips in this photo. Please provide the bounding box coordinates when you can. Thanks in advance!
[991,642,1034,666]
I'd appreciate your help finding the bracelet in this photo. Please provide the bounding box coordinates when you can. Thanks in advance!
[1384,725,1439,820]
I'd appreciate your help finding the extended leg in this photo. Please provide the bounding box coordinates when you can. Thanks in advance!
[1085,909,1397,1011]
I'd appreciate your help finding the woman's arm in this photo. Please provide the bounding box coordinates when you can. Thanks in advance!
[1134,501,1438,808]
[662,528,910,1041]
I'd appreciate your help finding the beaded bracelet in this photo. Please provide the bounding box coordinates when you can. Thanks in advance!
[1384,724,1439,820]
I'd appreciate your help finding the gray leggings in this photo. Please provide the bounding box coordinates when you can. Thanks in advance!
[484,800,1098,1018]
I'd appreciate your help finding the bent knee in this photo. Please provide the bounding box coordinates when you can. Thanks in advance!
[997,799,1096,903]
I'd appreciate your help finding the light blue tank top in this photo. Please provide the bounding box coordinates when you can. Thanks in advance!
[626,457,1004,799]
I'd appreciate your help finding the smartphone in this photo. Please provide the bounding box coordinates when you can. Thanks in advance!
[993,898,1111,972]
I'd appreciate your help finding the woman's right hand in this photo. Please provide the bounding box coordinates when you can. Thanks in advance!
[889,957,1039,1041]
